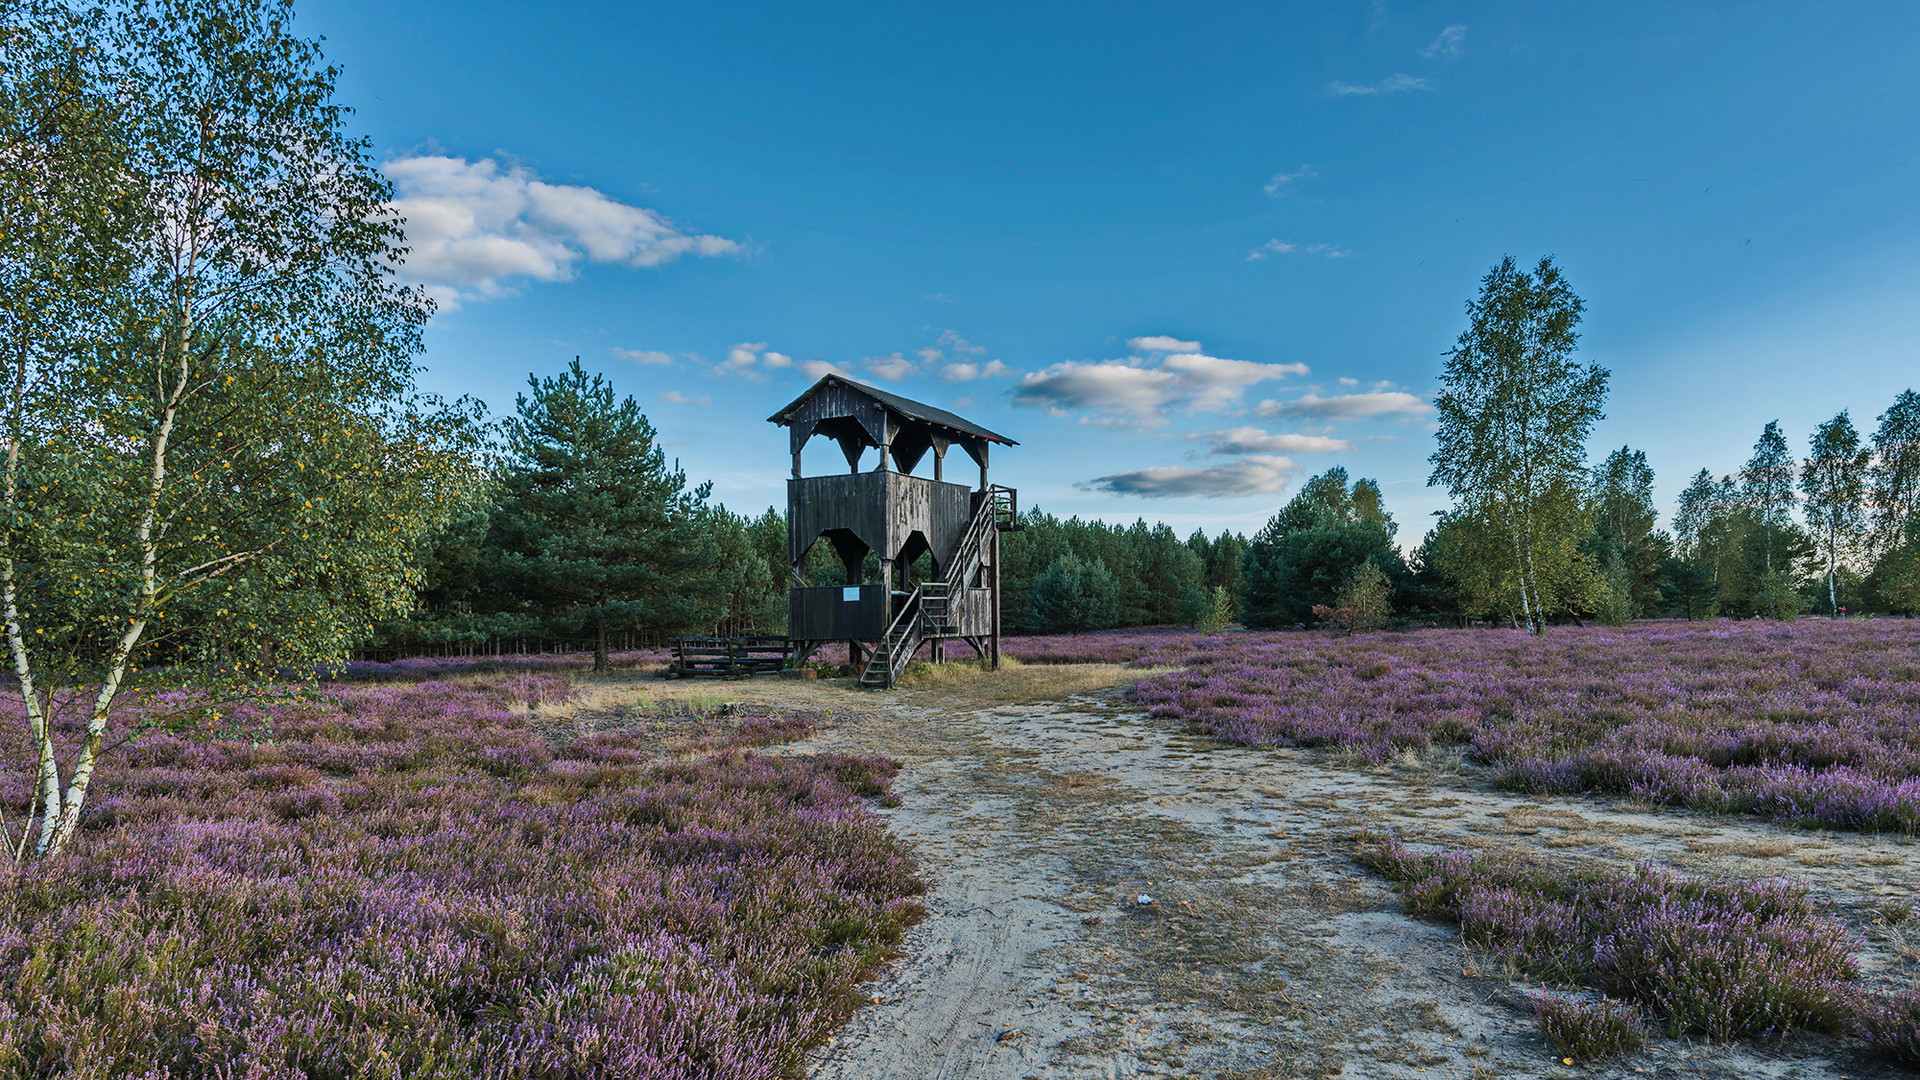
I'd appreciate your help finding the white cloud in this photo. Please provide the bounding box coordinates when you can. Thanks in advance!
[1193,427,1353,455]
[1327,73,1432,96]
[1419,24,1466,59]
[865,352,916,381]
[708,341,795,377]
[937,358,1012,382]
[1127,335,1202,353]
[1081,455,1300,498]
[937,329,986,355]
[1248,239,1350,261]
[1263,164,1317,197]
[659,390,710,406]
[386,154,738,308]
[803,359,852,380]
[725,342,766,371]
[613,348,673,365]
[1015,342,1309,424]
[1256,391,1429,419]
[1017,363,1183,417]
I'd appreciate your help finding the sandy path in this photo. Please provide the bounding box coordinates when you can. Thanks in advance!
[791,681,1918,1080]
[557,672,1918,1080]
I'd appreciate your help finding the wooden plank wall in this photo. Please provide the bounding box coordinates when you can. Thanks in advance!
[785,382,887,455]
[787,472,973,568]
[788,584,888,640]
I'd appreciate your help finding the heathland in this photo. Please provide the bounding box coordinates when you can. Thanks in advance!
[2,620,1916,1078]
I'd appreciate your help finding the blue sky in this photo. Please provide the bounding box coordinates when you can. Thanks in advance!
[305,0,1920,539]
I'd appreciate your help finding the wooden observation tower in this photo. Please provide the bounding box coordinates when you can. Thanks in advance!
[768,375,1020,688]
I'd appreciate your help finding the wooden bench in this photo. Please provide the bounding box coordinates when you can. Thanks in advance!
[666,636,792,679]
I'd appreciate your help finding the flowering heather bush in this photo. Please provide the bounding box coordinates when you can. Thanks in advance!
[0,676,922,1079]
[1358,837,1859,1040]
[1533,996,1647,1061]
[1002,626,1220,667]
[1058,620,1920,833]
[1859,990,1920,1066]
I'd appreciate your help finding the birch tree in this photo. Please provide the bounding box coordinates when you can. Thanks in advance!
[1429,255,1607,633]
[0,0,476,860]
[1742,421,1796,567]
[1801,411,1868,615]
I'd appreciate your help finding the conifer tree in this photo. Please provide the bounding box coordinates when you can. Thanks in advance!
[491,361,717,671]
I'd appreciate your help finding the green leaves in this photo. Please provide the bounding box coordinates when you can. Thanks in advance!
[1428,256,1607,631]
[0,0,480,857]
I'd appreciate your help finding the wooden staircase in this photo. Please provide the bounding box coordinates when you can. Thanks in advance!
[857,486,1018,689]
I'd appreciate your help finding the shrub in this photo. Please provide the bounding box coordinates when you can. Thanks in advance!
[1359,837,1858,1040]
[1195,585,1235,633]
[1075,620,1920,834]
[1859,990,1920,1067]
[1534,996,1647,1061]
[0,676,924,1078]
[1311,561,1393,636]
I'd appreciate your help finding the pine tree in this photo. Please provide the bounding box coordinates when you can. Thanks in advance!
[491,360,718,671]
[1241,467,1405,628]
[1586,445,1668,618]
[1027,552,1120,633]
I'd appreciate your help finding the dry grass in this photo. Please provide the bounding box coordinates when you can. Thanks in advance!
[896,656,1166,704]
[1682,836,1799,858]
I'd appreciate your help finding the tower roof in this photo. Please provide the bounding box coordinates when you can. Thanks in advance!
[767,375,1017,446]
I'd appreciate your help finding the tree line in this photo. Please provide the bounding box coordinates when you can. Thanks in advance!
[380,257,1920,653]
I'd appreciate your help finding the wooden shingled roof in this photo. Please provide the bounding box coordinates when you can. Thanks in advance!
[767,375,1018,446]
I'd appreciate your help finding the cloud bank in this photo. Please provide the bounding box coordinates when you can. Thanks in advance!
[1015,339,1309,424]
[1082,455,1300,498]
[387,154,738,308]
[1327,73,1431,96]
[1256,391,1429,419]
[1193,427,1353,455]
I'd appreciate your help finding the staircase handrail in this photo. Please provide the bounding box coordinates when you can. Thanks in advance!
[942,493,1002,591]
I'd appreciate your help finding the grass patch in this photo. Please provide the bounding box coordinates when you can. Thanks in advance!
[896,655,1164,704]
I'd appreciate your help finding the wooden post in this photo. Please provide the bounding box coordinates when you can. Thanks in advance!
[989,526,1001,670]
[977,441,989,490]
[933,444,944,482]
[792,449,802,478]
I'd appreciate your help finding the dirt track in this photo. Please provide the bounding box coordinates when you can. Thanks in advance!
[569,669,1920,1080]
